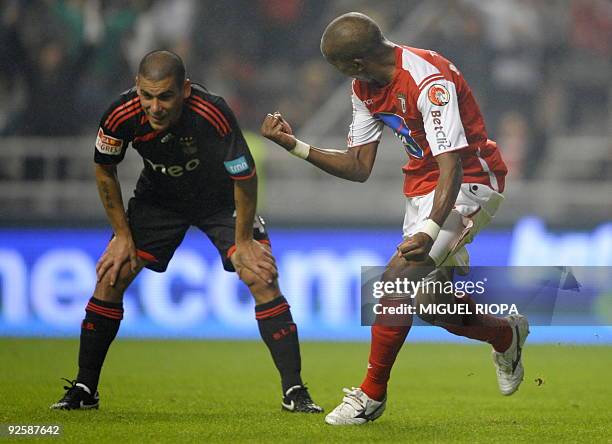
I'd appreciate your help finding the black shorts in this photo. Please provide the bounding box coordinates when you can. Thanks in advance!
[126,197,269,273]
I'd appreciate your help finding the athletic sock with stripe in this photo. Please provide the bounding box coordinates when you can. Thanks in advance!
[76,297,123,393]
[255,296,303,393]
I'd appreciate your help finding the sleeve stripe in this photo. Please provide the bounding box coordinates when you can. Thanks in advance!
[104,97,140,126]
[188,103,227,136]
[190,95,231,130]
[417,73,442,90]
[188,99,226,131]
[419,74,445,92]
[189,95,231,132]
[110,106,142,132]
[187,100,229,136]
[107,103,142,130]
[230,166,256,180]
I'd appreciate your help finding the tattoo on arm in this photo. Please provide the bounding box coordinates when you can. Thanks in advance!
[100,181,114,209]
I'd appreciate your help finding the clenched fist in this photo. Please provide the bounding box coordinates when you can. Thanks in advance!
[261,112,296,151]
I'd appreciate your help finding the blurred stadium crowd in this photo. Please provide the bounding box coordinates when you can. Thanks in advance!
[0,0,610,227]
[1,0,610,179]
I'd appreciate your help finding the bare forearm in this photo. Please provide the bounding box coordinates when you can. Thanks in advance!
[234,175,258,244]
[260,113,377,182]
[306,146,372,182]
[429,154,463,226]
[95,164,130,236]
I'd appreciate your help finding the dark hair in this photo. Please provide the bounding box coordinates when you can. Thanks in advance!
[138,50,186,87]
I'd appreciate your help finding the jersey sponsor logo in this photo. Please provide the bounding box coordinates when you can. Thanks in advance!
[95,128,123,155]
[224,156,250,175]
[375,113,424,159]
[427,84,450,106]
[144,157,201,177]
[430,110,451,150]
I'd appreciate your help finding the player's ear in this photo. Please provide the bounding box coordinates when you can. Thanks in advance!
[183,79,192,99]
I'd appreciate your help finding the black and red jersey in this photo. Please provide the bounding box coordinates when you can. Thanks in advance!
[94,83,255,215]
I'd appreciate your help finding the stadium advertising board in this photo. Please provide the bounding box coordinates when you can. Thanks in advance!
[0,217,610,343]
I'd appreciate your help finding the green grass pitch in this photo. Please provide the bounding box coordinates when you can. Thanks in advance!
[1,338,611,443]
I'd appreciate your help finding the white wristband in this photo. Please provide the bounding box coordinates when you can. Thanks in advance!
[290,139,310,160]
[420,219,441,241]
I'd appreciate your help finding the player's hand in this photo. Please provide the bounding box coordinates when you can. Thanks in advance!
[396,232,434,262]
[96,233,139,286]
[260,112,296,151]
[232,240,278,284]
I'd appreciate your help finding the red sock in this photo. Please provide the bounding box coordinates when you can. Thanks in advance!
[442,296,512,352]
[360,298,412,401]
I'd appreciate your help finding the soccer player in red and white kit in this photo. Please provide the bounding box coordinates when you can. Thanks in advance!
[261,12,529,425]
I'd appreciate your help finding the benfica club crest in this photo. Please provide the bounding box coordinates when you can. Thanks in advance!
[397,93,407,113]
[180,136,197,155]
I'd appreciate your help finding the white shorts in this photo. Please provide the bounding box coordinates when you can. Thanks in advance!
[402,183,504,267]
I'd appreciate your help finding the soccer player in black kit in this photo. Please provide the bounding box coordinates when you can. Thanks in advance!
[50,51,322,413]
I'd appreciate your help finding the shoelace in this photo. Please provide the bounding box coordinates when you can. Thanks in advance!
[61,378,78,392]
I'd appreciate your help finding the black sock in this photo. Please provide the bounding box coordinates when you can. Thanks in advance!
[256,296,303,394]
[76,297,123,393]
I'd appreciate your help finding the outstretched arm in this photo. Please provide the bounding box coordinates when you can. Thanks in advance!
[260,113,378,182]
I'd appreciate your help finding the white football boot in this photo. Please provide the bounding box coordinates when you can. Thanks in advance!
[325,387,386,425]
[492,314,530,395]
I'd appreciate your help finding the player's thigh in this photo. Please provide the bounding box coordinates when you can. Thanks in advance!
[127,197,190,273]
[382,254,462,326]
[196,209,270,273]
[382,252,435,284]
[196,209,278,303]
[403,184,502,267]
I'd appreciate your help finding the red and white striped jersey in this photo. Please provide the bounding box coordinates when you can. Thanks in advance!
[348,45,507,197]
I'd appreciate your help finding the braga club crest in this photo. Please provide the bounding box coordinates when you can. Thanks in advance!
[375,112,424,159]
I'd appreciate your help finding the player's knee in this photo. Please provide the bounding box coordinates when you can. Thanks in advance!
[238,268,280,304]
[250,280,280,303]
[93,262,143,303]
[93,279,126,303]
[414,290,464,327]
[382,255,433,283]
